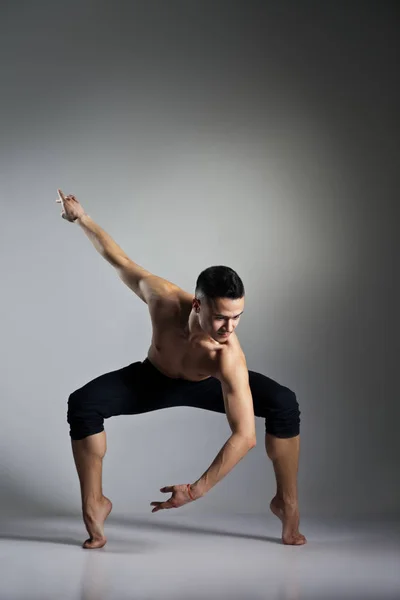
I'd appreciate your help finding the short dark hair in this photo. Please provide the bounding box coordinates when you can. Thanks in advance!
[195,266,245,302]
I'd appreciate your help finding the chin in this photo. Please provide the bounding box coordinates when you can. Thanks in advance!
[216,333,230,341]
[212,334,223,342]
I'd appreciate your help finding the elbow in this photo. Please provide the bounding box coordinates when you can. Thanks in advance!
[247,437,257,449]
[236,432,256,449]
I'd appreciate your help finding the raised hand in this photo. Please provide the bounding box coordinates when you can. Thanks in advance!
[56,188,86,222]
[150,484,196,513]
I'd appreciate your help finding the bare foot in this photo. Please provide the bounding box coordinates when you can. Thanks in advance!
[82,496,113,549]
[270,496,307,545]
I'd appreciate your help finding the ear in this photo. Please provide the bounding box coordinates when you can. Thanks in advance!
[192,297,200,312]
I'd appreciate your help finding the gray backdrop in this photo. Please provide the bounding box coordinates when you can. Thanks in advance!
[0,1,398,521]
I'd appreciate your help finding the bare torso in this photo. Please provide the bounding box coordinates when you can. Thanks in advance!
[146,290,241,381]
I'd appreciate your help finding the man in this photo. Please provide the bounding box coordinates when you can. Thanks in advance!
[56,189,306,549]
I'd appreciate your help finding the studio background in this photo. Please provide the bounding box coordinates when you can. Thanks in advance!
[0,0,398,521]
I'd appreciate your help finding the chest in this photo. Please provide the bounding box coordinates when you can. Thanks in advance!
[151,323,217,379]
[148,296,223,378]
[153,328,212,371]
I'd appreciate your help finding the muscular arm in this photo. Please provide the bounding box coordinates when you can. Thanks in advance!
[76,214,181,304]
[190,348,256,499]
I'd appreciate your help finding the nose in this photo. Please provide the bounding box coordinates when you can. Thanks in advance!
[220,320,235,333]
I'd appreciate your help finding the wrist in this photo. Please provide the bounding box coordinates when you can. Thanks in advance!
[189,482,205,500]
[75,213,89,224]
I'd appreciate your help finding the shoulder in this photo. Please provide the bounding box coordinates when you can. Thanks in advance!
[147,285,193,320]
[134,267,194,308]
[150,284,193,310]
[214,337,248,385]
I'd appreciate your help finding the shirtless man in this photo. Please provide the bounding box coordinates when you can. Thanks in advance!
[56,189,306,549]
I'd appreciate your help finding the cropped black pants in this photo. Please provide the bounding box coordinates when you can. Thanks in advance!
[67,358,300,441]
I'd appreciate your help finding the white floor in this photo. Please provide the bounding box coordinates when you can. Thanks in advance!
[1,513,399,600]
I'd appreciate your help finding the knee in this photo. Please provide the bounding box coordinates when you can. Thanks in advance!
[67,389,104,441]
[67,389,84,420]
[265,388,300,438]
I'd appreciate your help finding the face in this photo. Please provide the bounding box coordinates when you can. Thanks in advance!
[193,296,245,342]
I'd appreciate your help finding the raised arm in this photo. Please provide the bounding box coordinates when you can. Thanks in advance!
[75,213,154,302]
[56,189,182,304]
[190,346,257,499]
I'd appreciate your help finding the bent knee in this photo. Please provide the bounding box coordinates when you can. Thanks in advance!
[265,388,300,438]
[67,389,104,441]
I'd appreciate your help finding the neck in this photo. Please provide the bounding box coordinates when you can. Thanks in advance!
[187,310,223,345]
[187,310,202,337]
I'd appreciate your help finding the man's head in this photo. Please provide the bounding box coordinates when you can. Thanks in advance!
[193,266,245,342]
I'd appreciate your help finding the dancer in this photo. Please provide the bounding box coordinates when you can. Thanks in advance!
[56,189,306,549]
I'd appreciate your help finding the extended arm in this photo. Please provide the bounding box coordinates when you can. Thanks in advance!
[190,348,256,499]
[77,213,186,304]
[57,188,183,304]
[75,213,154,301]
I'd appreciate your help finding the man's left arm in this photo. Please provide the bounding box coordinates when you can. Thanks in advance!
[190,348,256,499]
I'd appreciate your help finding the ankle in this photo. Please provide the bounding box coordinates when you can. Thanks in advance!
[82,494,104,509]
[274,493,298,507]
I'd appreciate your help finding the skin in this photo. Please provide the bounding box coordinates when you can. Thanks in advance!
[56,189,306,548]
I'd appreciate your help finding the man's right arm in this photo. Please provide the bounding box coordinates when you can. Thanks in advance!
[75,214,183,305]
[75,214,152,301]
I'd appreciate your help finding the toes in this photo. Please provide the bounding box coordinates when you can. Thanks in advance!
[295,537,307,545]
[82,537,107,549]
[283,533,307,545]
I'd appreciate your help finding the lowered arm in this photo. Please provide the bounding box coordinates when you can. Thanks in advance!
[190,347,256,499]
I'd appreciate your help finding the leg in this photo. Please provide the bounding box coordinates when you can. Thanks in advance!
[71,431,112,549]
[246,371,306,545]
[67,360,153,549]
[67,357,201,548]
[266,433,306,545]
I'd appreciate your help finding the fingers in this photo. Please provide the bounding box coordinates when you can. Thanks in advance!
[150,485,177,512]
[151,501,172,513]
[151,500,172,508]
[56,189,77,204]
[150,498,175,512]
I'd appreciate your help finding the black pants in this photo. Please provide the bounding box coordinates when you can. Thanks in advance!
[67,358,300,441]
